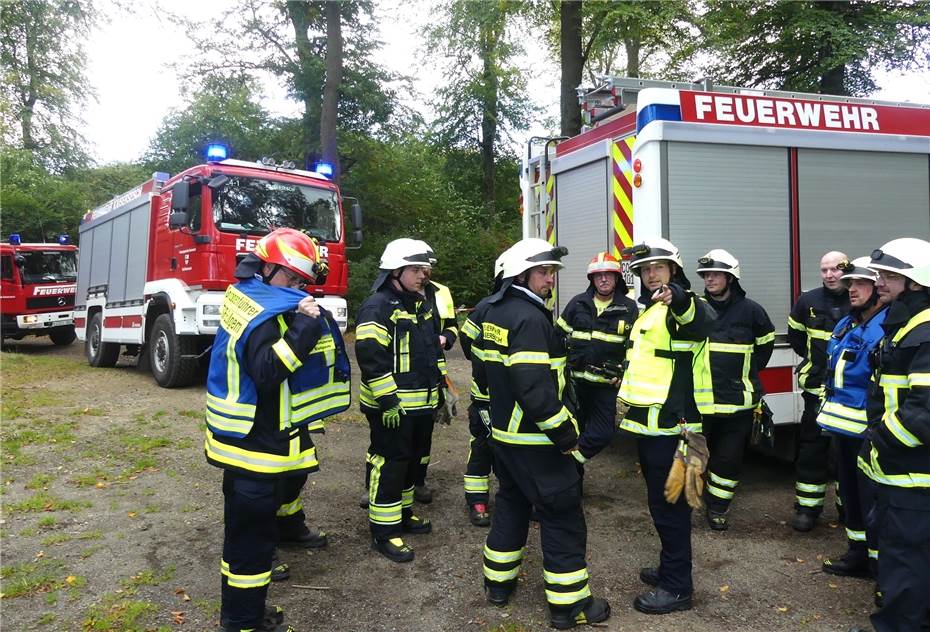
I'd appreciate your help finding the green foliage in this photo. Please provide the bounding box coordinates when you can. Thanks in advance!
[1,557,68,598]
[699,0,930,96]
[82,595,161,632]
[0,0,95,172]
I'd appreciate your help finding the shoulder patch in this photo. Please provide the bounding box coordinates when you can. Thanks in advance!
[483,322,509,347]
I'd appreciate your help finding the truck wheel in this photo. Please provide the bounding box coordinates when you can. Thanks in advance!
[149,314,198,388]
[86,313,120,367]
[49,326,76,346]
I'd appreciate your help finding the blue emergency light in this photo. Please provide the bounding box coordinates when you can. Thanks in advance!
[312,161,334,178]
[58,234,70,245]
[9,233,21,245]
[206,143,229,161]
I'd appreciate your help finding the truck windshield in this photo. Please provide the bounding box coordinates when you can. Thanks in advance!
[212,176,341,242]
[17,251,77,284]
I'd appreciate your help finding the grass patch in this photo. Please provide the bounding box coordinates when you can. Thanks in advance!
[26,473,53,490]
[71,469,113,488]
[38,516,58,528]
[42,533,73,546]
[5,492,91,514]
[177,409,201,419]
[120,435,171,453]
[80,544,103,560]
[2,418,77,465]
[82,595,166,632]
[70,407,107,416]
[38,612,56,625]
[0,558,67,598]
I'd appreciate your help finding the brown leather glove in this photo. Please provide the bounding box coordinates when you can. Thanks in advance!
[683,430,709,510]
[664,441,687,504]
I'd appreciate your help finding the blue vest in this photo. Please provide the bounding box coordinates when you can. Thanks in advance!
[817,308,887,437]
[206,277,350,439]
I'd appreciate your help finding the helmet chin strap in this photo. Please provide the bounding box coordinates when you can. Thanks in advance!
[262,264,281,284]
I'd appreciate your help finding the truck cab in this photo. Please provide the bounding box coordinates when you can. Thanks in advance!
[1,235,78,345]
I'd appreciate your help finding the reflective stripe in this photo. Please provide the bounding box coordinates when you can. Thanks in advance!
[464,475,489,493]
[368,502,402,525]
[507,403,524,434]
[402,485,414,508]
[461,318,480,340]
[796,482,827,493]
[484,565,521,582]
[710,472,738,488]
[356,321,391,346]
[860,447,930,487]
[868,549,879,560]
[481,349,551,366]
[545,585,592,606]
[846,527,866,542]
[205,409,255,437]
[544,568,589,585]
[484,545,524,564]
[572,369,612,385]
[272,338,302,372]
[708,342,752,354]
[555,317,572,333]
[205,431,318,474]
[221,560,271,589]
[817,401,868,436]
[491,426,553,446]
[909,372,930,387]
[366,373,399,398]
[788,316,805,332]
[808,327,832,341]
[619,417,701,436]
[707,483,734,500]
[883,412,922,447]
[276,496,302,517]
[755,331,775,345]
[536,407,569,431]
[797,496,825,507]
[672,299,695,325]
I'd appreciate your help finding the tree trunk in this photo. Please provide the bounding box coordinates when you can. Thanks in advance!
[624,35,641,78]
[479,21,498,217]
[560,0,583,137]
[21,17,38,151]
[320,1,343,183]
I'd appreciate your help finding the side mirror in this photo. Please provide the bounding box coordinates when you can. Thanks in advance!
[169,180,190,229]
[351,202,363,229]
[207,174,229,189]
[169,211,189,228]
[348,229,363,248]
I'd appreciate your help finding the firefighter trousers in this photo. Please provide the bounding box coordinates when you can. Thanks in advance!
[834,434,876,560]
[414,413,435,488]
[220,470,281,630]
[483,444,593,618]
[795,391,832,515]
[365,411,433,540]
[703,410,753,513]
[276,473,310,539]
[574,381,619,460]
[869,486,930,632]
[464,404,494,506]
[638,434,693,596]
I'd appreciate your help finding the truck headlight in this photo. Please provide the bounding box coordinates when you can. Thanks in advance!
[336,307,347,318]
[23,315,37,324]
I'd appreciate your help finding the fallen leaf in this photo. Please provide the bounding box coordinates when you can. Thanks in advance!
[128,512,137,518]
[65,575,77,585]
[171,611,185,625]
[777,606,789,613]
[795,557,805,563]
[828,582,838,589]
[34,551,44,560]
[719,584,729,593]
[95,482,108,489]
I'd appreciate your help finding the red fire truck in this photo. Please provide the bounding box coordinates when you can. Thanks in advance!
[1,235,78,345]
[74,152,361,387]
[523,77,930,451]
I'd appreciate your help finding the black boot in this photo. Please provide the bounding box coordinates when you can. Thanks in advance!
[633,588,692,614]
[221,605,285,629]
[707,508,730,531]
[372,536,414,563]
[279,525,327,549]
[822,551,870,578]
[550,596,611,629]
[468,503,491,527]
[485,583,513,606]
[791,510,818,532]
[401,514,432,534]
[639,567,660,587]
[414,485,433,503]
[270,556,289,582]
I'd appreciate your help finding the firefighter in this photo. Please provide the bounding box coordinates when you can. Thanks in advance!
[480,238,611,630]
[459,251,508,527]
[356,238,441,563]
[617,238,716,615]
[205,228,351,632]
[849,238,930,632]
[817,257,887,582]
[788,250,851,532]
[696,249,774,530]
[555,252,638,462]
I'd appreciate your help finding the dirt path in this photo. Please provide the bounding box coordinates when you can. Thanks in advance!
[1,338,874,631]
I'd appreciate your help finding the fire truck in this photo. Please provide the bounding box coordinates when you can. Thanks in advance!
[1,235,78,345]
[523,77,930,445]
[75,151,362,388]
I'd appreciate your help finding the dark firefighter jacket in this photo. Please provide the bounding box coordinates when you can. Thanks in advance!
[859,290,930,491]
[788,285,850,396]
[556,285,638,385]
[704,284,775,414]
[460,296,493,407]
[355,282,442,415]
[481,286,578,452]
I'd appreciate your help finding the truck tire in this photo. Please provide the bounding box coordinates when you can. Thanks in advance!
[86,313,120,367]
[149,313,198,388]
[49,325,76,346]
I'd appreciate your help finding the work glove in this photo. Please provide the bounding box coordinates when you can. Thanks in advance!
[664,429,709,510]
[381,405,403,429]
[478,408,492,435]
[615,399,630,425]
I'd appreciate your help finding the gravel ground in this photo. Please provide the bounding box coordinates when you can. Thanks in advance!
[1,337,875,631]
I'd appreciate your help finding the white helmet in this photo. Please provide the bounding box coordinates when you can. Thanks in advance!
[413,239,438,266]
[493,246,510,279]
[500,238,567,279]
[624,237,683,271]
[839,256,878,283]
[696,249,741,280]
[379,238,432,271]
[869,238,930,287]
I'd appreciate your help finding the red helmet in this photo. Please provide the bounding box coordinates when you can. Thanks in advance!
[587,252,622,277]
[254,228,319,281]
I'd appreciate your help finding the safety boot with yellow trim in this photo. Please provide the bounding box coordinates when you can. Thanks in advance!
[270,556,289,582]
[550,596,611,629]
[220,604,286,630]
[372,536,415,563]
[401,514,432,534]
[279,525,327,549]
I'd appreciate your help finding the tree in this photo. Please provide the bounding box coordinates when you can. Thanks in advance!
[141,74,284,174]
[0,0,95,172]
[175,0,398,178]
[559,1,583,136]
[700,0,930,96]
[424,0,534,217]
